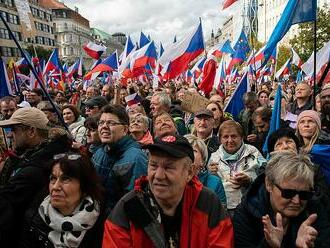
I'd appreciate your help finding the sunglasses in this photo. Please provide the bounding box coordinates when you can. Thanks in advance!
[274,183,314,200]
[53,153,81,160]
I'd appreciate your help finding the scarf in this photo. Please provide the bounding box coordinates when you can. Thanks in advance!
[138,131,154,145]
[220,143,244,162]
[39,195,100,248]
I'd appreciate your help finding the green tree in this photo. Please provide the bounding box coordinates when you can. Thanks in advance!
[276,45,291,72]
[26,45,53,61]
[289,7,330,62]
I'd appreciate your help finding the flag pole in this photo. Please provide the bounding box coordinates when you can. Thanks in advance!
[313,17,317,109]
[0,14,69,133]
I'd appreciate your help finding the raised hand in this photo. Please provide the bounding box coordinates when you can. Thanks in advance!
[296,214,318,248]
[262,213,284,248]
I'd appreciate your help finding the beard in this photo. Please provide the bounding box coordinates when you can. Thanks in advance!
[321,102,330,115]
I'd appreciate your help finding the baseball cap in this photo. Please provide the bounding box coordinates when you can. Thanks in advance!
[144,135,194,162]
[85,96,107,108]
[194,109,214,118]
[0,107,49,130]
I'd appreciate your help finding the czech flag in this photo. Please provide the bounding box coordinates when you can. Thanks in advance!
[125,93,143,106]
[43,48,63,75]
[130,41,157,77]
[158,22,205,80]
[275,58,291,79]
[139,32,150,48]
[208,39,235,58]
[191,56,207,79]
[66,58,83,79]
[291,48,303,68]
[223,0,238,9]
[84,51,118,80]
[83,41,106,60]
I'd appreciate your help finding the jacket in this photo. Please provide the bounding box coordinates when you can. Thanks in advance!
[103,176,234,248]
[233,174,330,248]
[0,135,72,247]
[288,98,313,115]
[69,116,87,144]
[209,144,265,209]
[92,136,148,209]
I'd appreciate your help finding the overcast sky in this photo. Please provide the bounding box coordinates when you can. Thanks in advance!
[63,0,236,47]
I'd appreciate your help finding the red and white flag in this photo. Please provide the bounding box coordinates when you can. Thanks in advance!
[83,42,106,60]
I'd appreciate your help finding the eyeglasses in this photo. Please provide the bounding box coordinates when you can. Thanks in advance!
[53,153,81,160]
[98,120,124,127]
[274,183,314,200]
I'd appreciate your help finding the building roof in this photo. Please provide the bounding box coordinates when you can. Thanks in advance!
[112,32,126,37]
[91,28,111,40]
[38,0,68,9]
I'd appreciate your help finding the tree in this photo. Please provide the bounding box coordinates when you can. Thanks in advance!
[290,7,330,62]
[276,45,291,72]
[25,45,53,61]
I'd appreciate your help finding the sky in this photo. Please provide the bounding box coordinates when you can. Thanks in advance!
[63,0,236,47]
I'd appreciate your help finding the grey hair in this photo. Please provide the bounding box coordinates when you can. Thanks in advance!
[184,134,208,165]
[266,151,315,188]
[153,92,171,108]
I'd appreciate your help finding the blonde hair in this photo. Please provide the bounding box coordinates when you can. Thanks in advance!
[184,134,208,165]
[296,123,320,153]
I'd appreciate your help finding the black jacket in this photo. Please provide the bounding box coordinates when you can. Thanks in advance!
[233,174,330,248]
[0,135,72,248]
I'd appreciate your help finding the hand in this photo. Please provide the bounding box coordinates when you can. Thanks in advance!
[296,214,318,248]
[72,141,83,149]
[247,134,257,143]
[262,213,284,248]
[208,162,218,174]
[233,172,251,186]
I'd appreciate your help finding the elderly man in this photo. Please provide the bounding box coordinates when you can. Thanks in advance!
[85,96,108,117]
[239,92,259,137]
[0,107,71,246]
[288,82,313,115]
[93,104,147,209]
[103,134,234,248]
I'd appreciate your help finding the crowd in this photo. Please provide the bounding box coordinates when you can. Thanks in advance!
[0,78,330,248]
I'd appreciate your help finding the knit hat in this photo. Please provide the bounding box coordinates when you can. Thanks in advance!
[267,128,301,153]
[297,110,321,130]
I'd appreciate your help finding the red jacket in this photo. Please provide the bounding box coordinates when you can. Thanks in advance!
[103,176,234,248]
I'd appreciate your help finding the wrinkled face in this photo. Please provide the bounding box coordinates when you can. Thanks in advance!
[274,137,297,153]
[295,84,311,99]
[254,116,270,133]
[148,153,192,206]
[258,93,269,106]
[101,85,110,97]
[321,89,330,114]
[298,116,318,139]
[129,114,148,134]
[207,103,222,122]
[10,124,30,151]
[0,101,16,119]
[86,127,100,144]
[220,127,243,154]
[154,114,177,138]
[192,145,204,176]
[85,106,100,117]
[49,164,82,215]
[86,87,95,99]
[98,113,127,144]
[150,95,164,117]
[62,108,76,125]
[266,177,311,218]
[194,116,214,137]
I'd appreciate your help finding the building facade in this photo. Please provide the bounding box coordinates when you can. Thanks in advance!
[0,0,56,61]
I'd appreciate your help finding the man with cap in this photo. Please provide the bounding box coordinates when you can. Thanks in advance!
[37,100,61,126]
[320,84,330,133]
[0,107,72,247]
[194,109,220,159]
[85,96,108,117]
[103,134,234,248]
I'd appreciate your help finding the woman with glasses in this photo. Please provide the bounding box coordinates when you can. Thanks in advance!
[233,152,330,248]
[20,152,106,248]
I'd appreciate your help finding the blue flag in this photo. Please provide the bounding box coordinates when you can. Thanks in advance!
[311,144,330,186]
[263,0,316,65]
[0,58,14,97]
[139,31,150,48]
[224,72,249,121]
[232,29,250,62]
[263,85,282,154]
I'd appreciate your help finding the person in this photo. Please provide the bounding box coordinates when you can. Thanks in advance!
[129,113,153,145]
[193,109,220,159]
[0,96,17,153]
[103,134,234,247]
[209,120,266,215]
[267,128,301,154]
[37,101,61,126]
[101,84,113,103]
[62,104,87,145]
[296,110,330,153]
[0,107,72,246]
[84,96,108,117]
[185,134,227,206]
[153,112,178,138]
[94,104,147,209]
[84,114,102,155]
[206,101,228,136]
[54,91,68,107]
[320,84,330,133]
[233,152,330,248]
[26,88,43,107]
[288,82,313,115]
[19,152,106,247]
[258,90,270,107]
[239,92,259,138]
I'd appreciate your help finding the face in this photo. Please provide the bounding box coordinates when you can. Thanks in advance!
[86,87,95,99]
[220,127,243,154]
[148,153,193,206]
[26,92,41,105]
[254,116,270,133]
[55,93,65,103]
[258,93,269,106]
[0,101,16,119]
[150,95,164,117]
[321,89,330,114]
[245,101,258,112]
[49,164,82,215]
[10,124,30,151]
[129,114,148,134]
[274,137,297,153]
[194,116,214,137]
[127,103,145,117]
[298,116,318,139]
[192,145,204,175]
[154,114,177,138]
[62,108,76,125]
[209,95,223,106]
[86,127,100,144]
[85,106,100,117]
[101,85,110,97]
[295,84,311,99]
[42,110,58,124]
[266,177,311,218]
[207,103,222,122]
[98,113,127,144]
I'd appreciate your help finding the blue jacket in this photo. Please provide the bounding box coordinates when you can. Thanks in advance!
[92,136,148,209]
[198,169,227,206]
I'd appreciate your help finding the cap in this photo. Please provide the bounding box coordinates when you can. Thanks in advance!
[37,101,60,113]
[267,128,300,153]
[0,107,49,130]
[143,135,194,162]
[194,109,214,118]
[85,96,108,108]
[17,101,31,108]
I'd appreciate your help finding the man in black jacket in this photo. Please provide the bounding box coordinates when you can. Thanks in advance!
[0,107,71,247]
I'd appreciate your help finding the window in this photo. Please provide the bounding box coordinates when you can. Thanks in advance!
[39,10,45,19]
[44,38,50,46]
[63,47,67,56]
[64,23,68,30]
[46,13,51,22]
[11,47,20,57]
[70,47,74,55]
[7,13,19,24]
[12,31,21,41]
[1,46,12,57]
[0,28,9,39]
[1,0,14,7]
